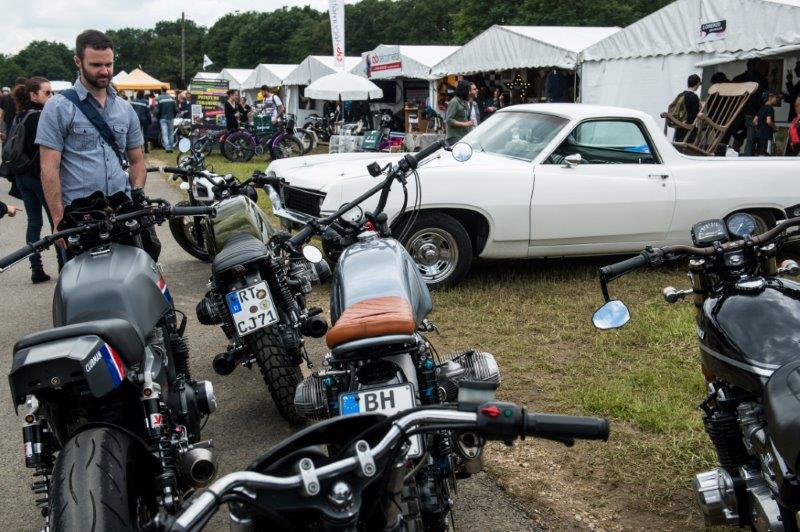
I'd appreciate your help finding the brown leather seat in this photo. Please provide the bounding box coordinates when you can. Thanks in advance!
[325,296,416,348]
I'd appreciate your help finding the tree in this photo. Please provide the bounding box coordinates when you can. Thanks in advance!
[145,19,206,88]
[12,41,75,82]
[204,12,248,68]
[106,28,152,75]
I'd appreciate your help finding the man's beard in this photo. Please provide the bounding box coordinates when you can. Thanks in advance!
[81,67,111,90]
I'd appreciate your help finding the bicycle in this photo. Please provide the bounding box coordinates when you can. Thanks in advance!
[223,115,304,163]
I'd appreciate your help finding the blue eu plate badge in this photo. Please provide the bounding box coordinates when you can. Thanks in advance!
[226,292,242,314]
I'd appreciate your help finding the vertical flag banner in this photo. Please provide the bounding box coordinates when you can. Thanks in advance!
[328,0,346,70]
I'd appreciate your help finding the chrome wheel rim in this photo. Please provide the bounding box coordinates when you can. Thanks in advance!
[406,228,458,283]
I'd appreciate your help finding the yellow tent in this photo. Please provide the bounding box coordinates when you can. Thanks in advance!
[113,68,169,90]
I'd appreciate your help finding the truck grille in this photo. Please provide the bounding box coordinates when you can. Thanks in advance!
[282,186,326,217]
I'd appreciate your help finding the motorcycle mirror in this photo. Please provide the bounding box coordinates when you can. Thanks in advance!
[178,137,192,153]
[592,300,630,330]
[450,142,473,163]
[302,245,324,264]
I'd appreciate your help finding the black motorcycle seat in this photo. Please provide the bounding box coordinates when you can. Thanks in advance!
[14,318,145,367]
[764,360,800,473]
[212,233,269,275]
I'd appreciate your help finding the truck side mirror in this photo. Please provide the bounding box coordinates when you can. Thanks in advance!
[563,153,582,168]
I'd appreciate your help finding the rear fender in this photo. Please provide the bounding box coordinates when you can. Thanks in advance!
[9,335,129,411]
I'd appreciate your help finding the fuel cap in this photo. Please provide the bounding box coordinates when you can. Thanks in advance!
[735,278,766,292]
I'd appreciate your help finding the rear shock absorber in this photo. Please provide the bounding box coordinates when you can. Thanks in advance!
[170,335,191,380]
[418,356,438,406]
[265,256,298,321]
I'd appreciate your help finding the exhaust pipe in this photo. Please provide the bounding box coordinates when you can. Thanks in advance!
[212,346,247,376]
[180,446,217,487]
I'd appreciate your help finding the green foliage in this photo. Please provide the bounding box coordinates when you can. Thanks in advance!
[2,0,675,88]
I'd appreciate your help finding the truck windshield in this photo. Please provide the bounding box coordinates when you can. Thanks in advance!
[460,111,568,162]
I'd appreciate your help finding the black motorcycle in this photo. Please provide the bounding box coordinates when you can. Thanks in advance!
[0,193,218,530]
[593,210,800,531]
[150,395,610,531]
[302,111,338,143]
[274,140,501,529]
[176,165,331,424]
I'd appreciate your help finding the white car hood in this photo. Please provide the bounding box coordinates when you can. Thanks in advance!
[270,150,517,192]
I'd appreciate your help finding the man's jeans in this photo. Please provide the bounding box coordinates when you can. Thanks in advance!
[159,118,173,150]
[743,115,756,156]
[15,174,62,271]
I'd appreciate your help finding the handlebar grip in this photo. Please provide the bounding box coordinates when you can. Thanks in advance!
[162,166,190,176]
[171,206,215,217]
[599,251,651,281]
[146,166,160,172]
[524,413,610,442]
[0,244,36,271]
[287,224,316,249]
[409,139,446,167]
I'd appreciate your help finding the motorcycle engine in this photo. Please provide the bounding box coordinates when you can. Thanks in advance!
[294,373,329,420]
[436,350,501,402]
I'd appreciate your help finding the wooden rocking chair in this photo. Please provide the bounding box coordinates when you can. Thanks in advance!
[661,82,758,156]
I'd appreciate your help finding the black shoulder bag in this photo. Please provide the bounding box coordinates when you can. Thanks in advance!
[61,89,129,170]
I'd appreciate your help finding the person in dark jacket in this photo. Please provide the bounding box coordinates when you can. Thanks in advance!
[673,74,701,143]
[155,88,177,152]
[12,76,61,282]
[131,90,151,153]
[224,89,241,131]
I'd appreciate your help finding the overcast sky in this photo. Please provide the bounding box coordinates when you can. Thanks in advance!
[0,0,332,55]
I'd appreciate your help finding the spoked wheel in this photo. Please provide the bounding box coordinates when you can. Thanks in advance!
[399,213,473,290]
[49,428,157,531]
[224,131,255,162]
[271,136,304,159]
[168,200,211,261]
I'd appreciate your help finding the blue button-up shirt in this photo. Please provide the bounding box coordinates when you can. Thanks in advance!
[35,79,143,205]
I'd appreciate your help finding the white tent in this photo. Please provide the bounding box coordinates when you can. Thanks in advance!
[283,55,362,122]
[431,26,620,76]
[305,72,383,100]
[111,70,128,84]
[580,0,800,124]
[241,64,298,90]
[192,71,222,82]
[220,68,255,90]
[50,80,73,93]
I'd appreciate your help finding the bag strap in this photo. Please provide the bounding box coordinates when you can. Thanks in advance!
[62,89,129,169]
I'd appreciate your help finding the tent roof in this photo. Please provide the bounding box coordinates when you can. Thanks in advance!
[283,55,362,86]
[432,25,620,75]
[114,68,169,90]
[220,68,255,89]
[192,71,222,81]
[353,45,460,79]
[241,64,298,89]
[111,70,128,84]
[50,80,73,92]
[582,0,800,61]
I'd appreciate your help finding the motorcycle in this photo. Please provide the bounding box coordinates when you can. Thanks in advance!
[150,396,610,531]
[0,191,218,530]
[593,210,800,531]
[268,140,502,529]
[175,162,331,424]
[302,111,338,144]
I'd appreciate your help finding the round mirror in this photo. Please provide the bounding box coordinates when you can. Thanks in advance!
[450,142,473,163]
[178,137,192,153]
[302,245,324,264]
[592,300,630,330]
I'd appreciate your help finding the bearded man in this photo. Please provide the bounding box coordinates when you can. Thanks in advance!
[36,29,149,263]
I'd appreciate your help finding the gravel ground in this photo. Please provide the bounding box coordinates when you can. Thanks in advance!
[0,175,542,531]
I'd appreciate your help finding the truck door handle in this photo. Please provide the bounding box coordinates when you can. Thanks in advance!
[648,174,669,180]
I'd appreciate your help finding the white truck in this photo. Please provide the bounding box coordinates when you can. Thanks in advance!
[266,104,800,288]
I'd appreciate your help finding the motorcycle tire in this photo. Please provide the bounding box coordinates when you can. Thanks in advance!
[168,200,211,262]
[49,427,156,531]
[271,136,304,160]
[247,328,305,425]
[295,128,318,154]
[224,131,255,162]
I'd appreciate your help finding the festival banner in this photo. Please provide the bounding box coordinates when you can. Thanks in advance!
[363,45,402,79]
[328,0,346,70]
[698,0,727,43]
[189,78,229,129]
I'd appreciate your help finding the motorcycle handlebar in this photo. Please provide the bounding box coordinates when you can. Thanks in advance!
[599,251,652,282]
[407,139,446,169]
[286,224,316,250]
[162,166,190,176]
[524,412,610,442]
[171,205,215,217]
[146,166,160,172]
[0,244,36,272]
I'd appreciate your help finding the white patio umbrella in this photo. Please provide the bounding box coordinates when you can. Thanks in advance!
[303,72,382,101]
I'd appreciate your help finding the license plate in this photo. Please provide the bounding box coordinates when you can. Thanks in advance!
[340,383,423,457]
[225,281,279,336]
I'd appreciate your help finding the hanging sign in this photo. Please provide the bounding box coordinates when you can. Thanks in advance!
[329,0,346,70]
[189,78,229,129]
[698,1,727,42]
[364,45,402,79]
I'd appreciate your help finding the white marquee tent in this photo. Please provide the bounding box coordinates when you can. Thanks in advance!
[242,64,298,89]
[431,25,620,76]
[580,0,800,124]
[283,55,362,122]
[220,68,255,90]
[191,71,222,82]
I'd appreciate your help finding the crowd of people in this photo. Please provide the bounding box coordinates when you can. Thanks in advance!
[223,85,284,131]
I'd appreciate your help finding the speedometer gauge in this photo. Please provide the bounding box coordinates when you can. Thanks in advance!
[691,219,728,246]
[726,213,758,238]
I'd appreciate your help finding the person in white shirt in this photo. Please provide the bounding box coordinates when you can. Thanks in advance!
[260,86,284,123]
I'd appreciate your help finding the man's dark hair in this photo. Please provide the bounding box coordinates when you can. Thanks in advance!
[227,89,236,97]
[260,85,268,92]
[710,72,728,84]
[14,76,26,86]
[455,80,471,100]
[136,90,145,99]
[687,74,701,88]
[75,29,114,59]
